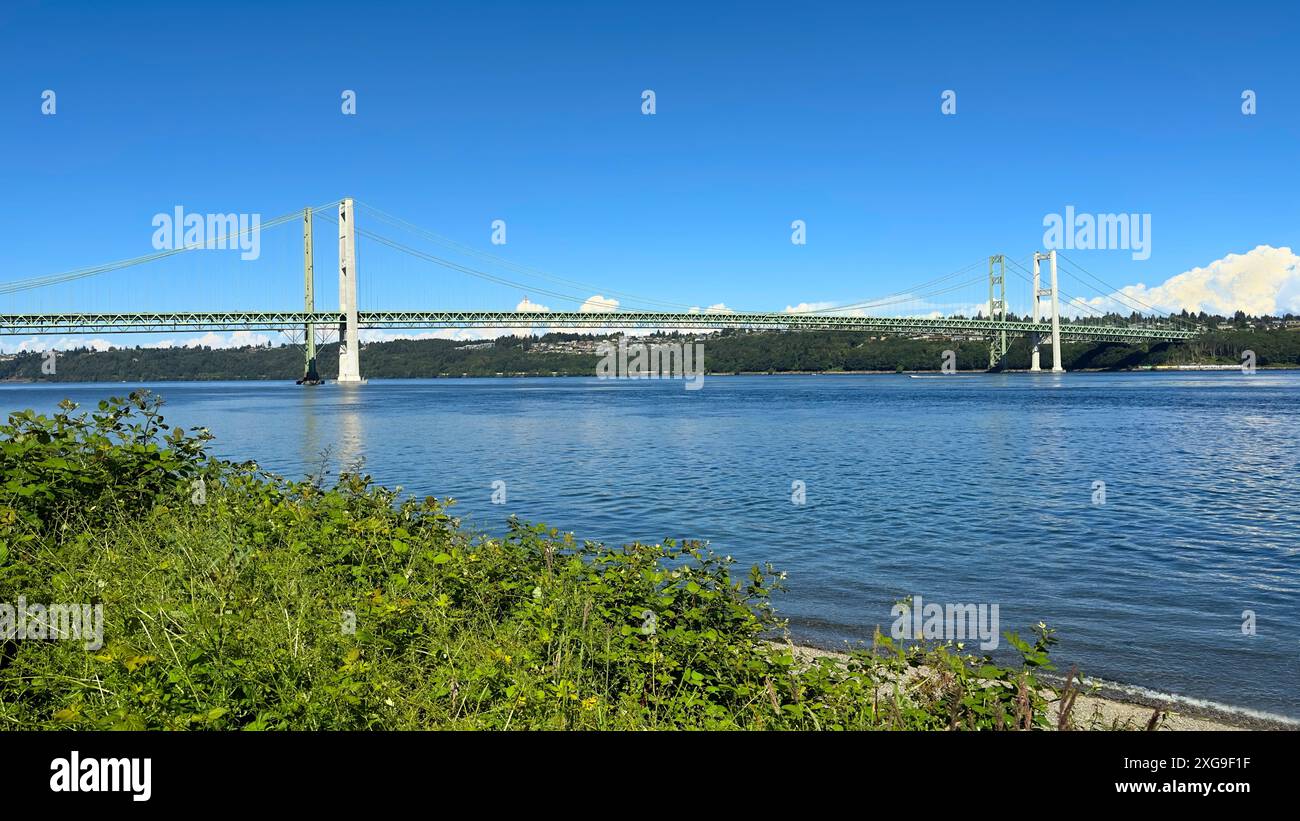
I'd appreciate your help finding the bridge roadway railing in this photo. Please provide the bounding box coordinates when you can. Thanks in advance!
[0,311,1197,342]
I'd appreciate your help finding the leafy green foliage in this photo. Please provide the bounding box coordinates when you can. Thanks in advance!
[1,393,1070,730]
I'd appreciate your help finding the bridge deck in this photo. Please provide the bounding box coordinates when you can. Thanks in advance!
[0,311,1196,342]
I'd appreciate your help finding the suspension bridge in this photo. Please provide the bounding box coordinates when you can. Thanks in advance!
[1,198,1198,382]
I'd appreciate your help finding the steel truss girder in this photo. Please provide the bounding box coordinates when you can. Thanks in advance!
[0,311,1196,342]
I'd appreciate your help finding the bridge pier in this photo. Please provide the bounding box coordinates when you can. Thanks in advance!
[336,197,364,383]
[1030,250,1064,373]
[298,206,323,385]
[1031,252,1042,371]
[987,255,1008,369]
[1048,249,1063,372]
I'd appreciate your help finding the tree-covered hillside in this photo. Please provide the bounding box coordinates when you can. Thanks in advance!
[2,327,1297,382]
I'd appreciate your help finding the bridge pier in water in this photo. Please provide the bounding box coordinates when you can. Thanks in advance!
[1030,249,1064,373]
[335,197,364,384]
[297,206,323,385]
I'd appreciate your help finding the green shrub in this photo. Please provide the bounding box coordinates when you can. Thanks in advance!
[1,392,1068,730]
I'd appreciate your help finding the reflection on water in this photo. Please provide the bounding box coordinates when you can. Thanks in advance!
[294,384,366,478]
[335,385,365,472]
[4,372,1299,719]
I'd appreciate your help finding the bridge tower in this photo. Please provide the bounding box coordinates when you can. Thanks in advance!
[336,197,364,383]
[987,254,1008,369]
[1030,249,1064,373]
[298,207,322,384]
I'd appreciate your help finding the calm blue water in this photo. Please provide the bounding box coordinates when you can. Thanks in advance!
[4,373,1298,719]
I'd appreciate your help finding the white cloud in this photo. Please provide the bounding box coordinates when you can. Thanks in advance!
[783,301,842,314]
[511,296,552,337]
[509,293,647,337]
[679,304,735,335]
[147,330,274,349]
[516,296,551,313]
[1,331,280,354]
[2,336,114,354]
[784,246,1300,323]
[575,294,634,336]
[579,294,618,313]
[1065,245,1300,317]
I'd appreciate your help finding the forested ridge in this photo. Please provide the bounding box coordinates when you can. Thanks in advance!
[2,327,1297,382]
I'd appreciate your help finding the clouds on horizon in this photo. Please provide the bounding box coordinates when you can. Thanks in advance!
[785,246,1300,322]
[1063,245,1300,318]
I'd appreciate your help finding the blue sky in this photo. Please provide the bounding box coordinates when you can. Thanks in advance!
[3,0,1299,349]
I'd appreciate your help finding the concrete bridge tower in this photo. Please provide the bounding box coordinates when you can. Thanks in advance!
[336,197,364,383]
[1029,249,1064,373]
